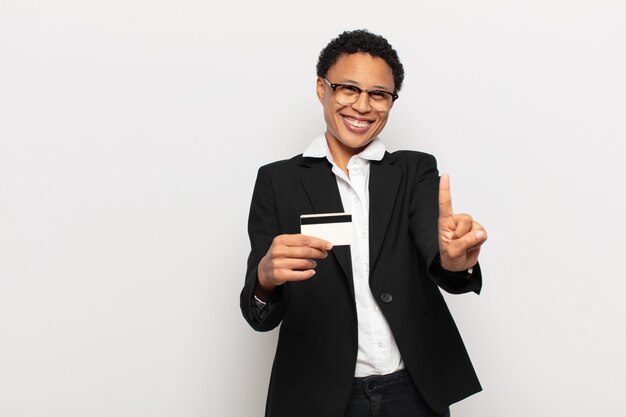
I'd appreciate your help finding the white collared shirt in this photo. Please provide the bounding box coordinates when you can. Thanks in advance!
[303,134,404,377]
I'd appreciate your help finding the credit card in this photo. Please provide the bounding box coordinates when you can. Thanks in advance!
[300,213,352,246]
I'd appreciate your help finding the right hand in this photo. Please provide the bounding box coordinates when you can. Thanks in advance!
[257,234,333,298]
[437,173,487,272]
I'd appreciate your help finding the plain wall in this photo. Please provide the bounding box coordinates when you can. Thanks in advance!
[1,0,625,416]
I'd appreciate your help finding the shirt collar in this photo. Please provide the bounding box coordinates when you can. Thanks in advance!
[303,134,386,162]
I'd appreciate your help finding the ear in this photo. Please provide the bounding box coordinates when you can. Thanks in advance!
[316,77,325,103]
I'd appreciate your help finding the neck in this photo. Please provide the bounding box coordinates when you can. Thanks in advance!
[325,133,368,176]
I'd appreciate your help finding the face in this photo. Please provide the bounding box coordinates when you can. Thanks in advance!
[316,53,395,160]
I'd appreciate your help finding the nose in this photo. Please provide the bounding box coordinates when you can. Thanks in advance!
[351,91,372,113]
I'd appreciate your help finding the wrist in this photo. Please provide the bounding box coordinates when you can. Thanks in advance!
[256,265,277,302]
[438,253,470,274]
[438,255,458,272]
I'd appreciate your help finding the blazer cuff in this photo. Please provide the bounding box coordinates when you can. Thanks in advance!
[429,253,482,295]
[250,279,284,324]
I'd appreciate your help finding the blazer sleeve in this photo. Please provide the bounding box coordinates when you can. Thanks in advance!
[408,154,482,295]
[240,166,288,332]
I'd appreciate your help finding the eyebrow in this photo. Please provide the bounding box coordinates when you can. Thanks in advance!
[340,79,393,92]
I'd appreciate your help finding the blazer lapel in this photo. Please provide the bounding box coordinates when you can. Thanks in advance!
[369,153,402,271]
[298,157,353,290]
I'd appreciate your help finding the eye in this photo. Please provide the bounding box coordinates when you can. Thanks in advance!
[338,85,361,95]
[369,91,388,101]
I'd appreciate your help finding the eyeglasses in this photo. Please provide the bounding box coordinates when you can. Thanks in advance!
[323,78,398,111]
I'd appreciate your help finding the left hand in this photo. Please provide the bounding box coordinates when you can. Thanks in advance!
[438,173,488,272]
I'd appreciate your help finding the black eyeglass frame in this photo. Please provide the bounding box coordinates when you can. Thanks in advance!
[323,78,399,105]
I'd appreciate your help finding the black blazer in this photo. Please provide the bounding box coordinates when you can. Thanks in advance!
[240,150,482,417]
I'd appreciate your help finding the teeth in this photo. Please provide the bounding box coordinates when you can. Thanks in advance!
[345,117,370,128]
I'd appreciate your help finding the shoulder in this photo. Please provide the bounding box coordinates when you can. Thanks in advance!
[257,154,306,175]
[386,150,438,172]
[389,149,436,162]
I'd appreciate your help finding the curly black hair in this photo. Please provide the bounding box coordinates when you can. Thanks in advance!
[316,29,405,93]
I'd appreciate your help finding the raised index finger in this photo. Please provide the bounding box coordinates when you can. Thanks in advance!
[439,173,454,218]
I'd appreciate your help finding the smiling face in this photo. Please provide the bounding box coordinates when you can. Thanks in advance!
[316,53,395,166]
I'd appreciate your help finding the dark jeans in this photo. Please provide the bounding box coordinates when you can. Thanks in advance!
[343,370,451,417]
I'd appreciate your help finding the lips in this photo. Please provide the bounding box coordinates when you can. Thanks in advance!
[342,115,373,132]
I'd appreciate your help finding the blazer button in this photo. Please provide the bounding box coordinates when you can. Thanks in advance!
[380,292,393,304]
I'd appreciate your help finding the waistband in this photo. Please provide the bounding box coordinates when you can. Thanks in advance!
[351,370,413,394]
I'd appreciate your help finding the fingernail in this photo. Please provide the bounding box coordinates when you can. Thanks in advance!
[311,260,317,267]
[326,243,333,250]
[475,231,484,240]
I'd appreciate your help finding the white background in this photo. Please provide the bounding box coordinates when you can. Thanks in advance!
[1,1,625,416]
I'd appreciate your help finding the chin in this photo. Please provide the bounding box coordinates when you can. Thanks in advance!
[339,129,377,148]
[343,137,374,150]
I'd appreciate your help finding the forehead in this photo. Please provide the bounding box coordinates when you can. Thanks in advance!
[326,53,394,90]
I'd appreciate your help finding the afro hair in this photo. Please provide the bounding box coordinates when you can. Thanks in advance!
[316,29,405,93]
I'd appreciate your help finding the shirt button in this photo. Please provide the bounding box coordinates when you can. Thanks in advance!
[380,292,393,304]
[377,341,384,348]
